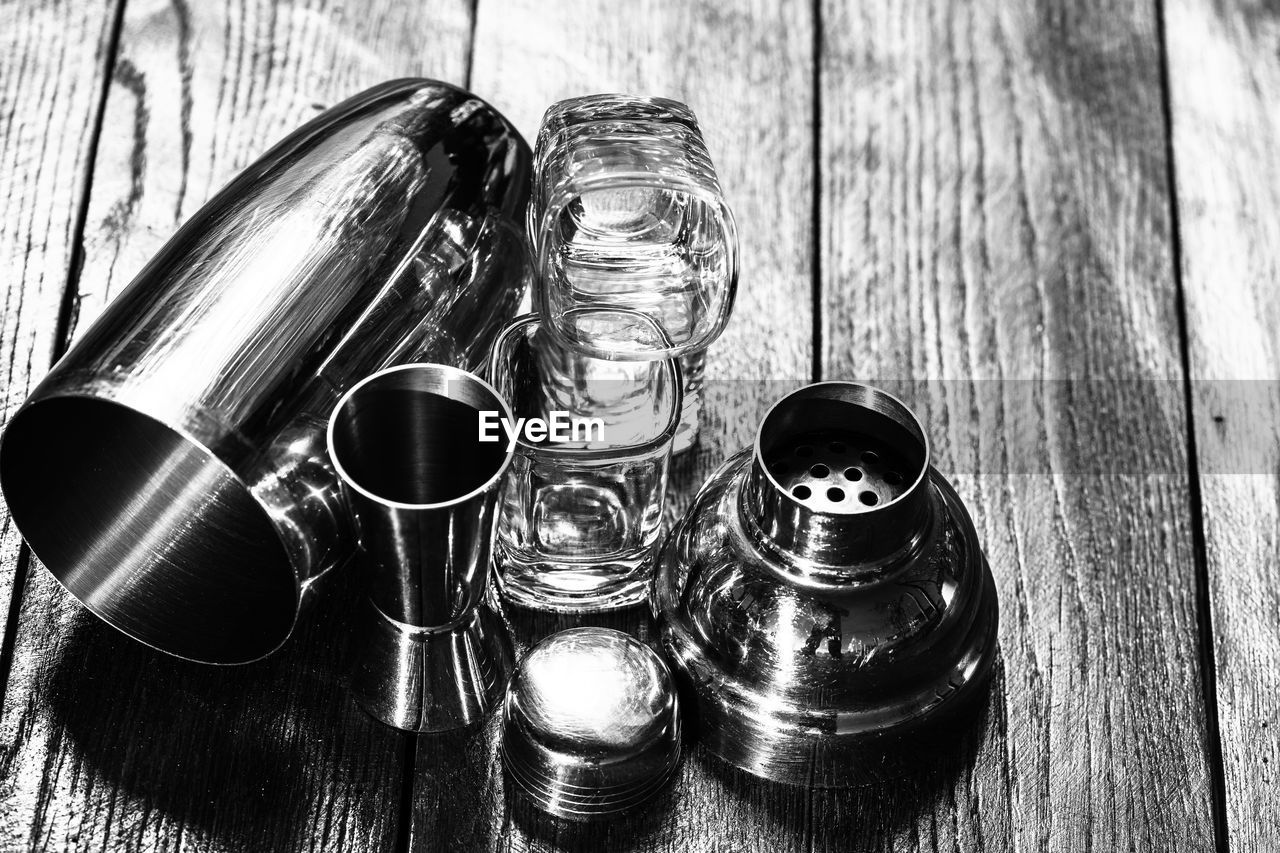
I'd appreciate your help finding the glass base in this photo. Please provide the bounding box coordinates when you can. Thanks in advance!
[495,545,655,613]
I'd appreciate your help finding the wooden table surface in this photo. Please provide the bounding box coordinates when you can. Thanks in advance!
[0,0,1275,850]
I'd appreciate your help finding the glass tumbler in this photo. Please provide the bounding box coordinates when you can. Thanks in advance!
[488,311,681,612]
[529,94,738,451]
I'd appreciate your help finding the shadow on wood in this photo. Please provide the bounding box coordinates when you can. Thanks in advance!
[500,679,995,853]
[495,600,999,852]
[807,663,1005,849]
[38,567,406,850]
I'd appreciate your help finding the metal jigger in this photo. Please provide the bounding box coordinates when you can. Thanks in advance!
[328,363,516,732]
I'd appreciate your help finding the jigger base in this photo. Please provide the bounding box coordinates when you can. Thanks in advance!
[351,600,514,733]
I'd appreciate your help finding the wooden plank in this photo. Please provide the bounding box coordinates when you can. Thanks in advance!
[818,1,1216,850]
[0,0,120,677]
[1163,0,1280,848]
[0,1,473,850]
[413,1,817,850]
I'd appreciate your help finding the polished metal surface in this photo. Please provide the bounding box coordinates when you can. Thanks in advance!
[653,382,999,787]
[0,79,530,664]
[501,627,681,820]
[329,363,515,732]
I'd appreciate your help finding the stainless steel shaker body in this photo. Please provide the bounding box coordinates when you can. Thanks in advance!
[0,79,530,664]
[328,363,515,732]
[653,382,999,786]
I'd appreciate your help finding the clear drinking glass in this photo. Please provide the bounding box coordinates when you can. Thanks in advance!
[488,311,681,612]
[529,94,738,451]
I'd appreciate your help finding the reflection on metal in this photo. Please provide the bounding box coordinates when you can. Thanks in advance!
[501,627,681,819]
[0,79,530,665]
[653,382,1000,786]
[329,363,515,733]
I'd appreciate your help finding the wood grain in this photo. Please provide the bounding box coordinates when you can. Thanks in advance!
[0,1,472,850]
[819,1,1215,850]
[1164,0,1280,848]
[412,0,817,850]
[0,0,120,675]
[0,0,1258,850]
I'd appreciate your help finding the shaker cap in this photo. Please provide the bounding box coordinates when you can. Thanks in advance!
[500,627,681,820]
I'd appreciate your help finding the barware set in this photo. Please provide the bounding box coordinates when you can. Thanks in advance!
[0,80,998,821]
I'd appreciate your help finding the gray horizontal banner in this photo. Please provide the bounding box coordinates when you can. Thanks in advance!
[691,378,1280,475]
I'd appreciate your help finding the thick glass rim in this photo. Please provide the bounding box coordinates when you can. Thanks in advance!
[531,173,739,361]
[487,311,683,460]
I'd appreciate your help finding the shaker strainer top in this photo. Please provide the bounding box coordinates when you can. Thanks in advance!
[654,381,999,787]
[764,431,918,513]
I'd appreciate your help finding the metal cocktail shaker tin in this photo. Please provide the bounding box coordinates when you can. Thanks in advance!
[653,382,999,786]
[0,79,530,664]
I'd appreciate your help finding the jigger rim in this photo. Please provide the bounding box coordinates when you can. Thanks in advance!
[327,362,515,511]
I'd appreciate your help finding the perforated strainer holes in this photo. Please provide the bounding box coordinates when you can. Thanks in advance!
[764,431,918,513]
